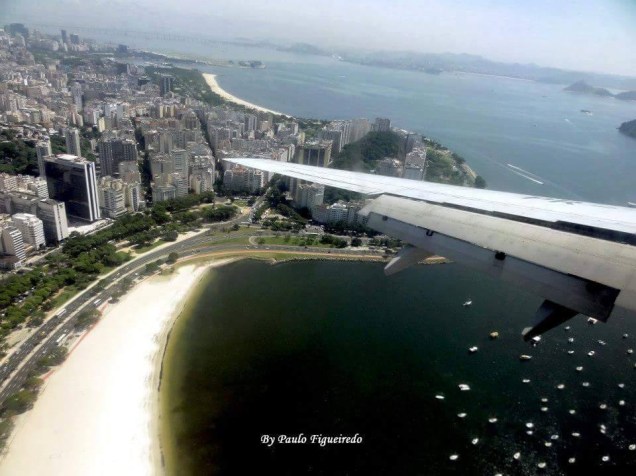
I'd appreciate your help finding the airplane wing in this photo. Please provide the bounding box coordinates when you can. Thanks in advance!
[224,158,636,339]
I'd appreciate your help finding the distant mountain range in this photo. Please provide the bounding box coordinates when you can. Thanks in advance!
[564,81,636,100]
[266,42,636,91]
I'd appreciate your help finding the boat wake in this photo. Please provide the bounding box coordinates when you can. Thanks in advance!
[507,164,544,185]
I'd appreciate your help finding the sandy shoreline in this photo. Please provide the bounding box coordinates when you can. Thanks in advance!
[0,261,229,476]
[202,73,289,116]
[0,252,386,476]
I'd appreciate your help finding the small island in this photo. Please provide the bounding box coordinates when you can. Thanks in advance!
[564,80,612,97]
[619,119,636,139]
[564,81,636,101]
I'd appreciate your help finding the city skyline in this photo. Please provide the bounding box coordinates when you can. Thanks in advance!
[3,0,636,77]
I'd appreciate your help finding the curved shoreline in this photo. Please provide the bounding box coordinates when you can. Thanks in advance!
[202,72,289,116]
[0,263,212,476]
[0,251,387,476]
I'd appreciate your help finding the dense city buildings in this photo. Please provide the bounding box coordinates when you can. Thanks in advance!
[0,22,431,266]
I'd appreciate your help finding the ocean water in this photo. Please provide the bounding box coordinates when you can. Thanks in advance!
[162,260,636,475]
[197,60,636,205]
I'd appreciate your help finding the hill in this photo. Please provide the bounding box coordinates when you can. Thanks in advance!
[564,81,612,97]
[619,119,636,139]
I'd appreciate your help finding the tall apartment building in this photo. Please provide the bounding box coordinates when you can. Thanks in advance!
[36,199,69,243]
[99,137,137,177]
[350,118,371,142]
[159,75,173,96]
[294,183,325,209]
[0,225,26,261]
[44,154,100,222]
[294,141,333,168]
[373,117,391,132]
[64,127,81,156]
[35,140,52,176]
[171,149,188,178]
[11,213,45,249]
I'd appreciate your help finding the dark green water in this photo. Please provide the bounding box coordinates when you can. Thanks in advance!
[162,260,636,475]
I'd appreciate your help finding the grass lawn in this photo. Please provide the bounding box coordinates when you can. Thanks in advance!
[259,235,335,248]
[51,286,80,308]
[132,239,166,255]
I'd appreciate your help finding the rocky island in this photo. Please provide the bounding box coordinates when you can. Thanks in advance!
[564,81,636,101]
[619,119,636,139]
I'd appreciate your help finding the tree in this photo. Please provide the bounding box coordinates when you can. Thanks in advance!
[351,237,362,247]
[474,175,487,189]
[166,252,179,264]
[75,309,99,330]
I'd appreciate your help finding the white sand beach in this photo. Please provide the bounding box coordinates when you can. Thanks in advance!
[0,261,230,476]
[202,73,289,116]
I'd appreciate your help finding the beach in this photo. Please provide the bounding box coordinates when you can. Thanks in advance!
[0,261,230,476]
[202,73,288,116]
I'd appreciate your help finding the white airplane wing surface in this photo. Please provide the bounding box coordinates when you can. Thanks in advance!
[225,158,636,339]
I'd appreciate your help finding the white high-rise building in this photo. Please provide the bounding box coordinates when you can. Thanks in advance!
[295,183,324,209]
[11,213,45,249]
[0,225,26,261]
[37,199,69,242]
[171,149,188,178]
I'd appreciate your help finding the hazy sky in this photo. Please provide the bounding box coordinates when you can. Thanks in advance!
[3,0,636,76]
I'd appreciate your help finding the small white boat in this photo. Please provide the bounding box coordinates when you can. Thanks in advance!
[576,366,583,372]
[569,409,577,414]
[513,452,521,460]
[459,384,471,391]
[599,403,607,410]
[598,340,606,346]
[488,417,498,423]
[623,333,629,339]
[572,432,581,438]
[568,458,576,464]
[618,383,625,389]
[568,337,575,343]
[463,300,473,307]
[471,438,479,445]
[567,350,575,355]
[587,317,598,325]
[522,378,531,383]
[619,400,626,406]
[627,349,633,354]
[588,351,595,357]
[557,384,565,390]
[468,346,479,353]
[541,407,548,412]
[582,382,590,387]
[520,354,532,361]
[435,394,445,400]
[629,444,635,451]
[457,413,467,418]
[526,422,534,428]
[449,454,459,461]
